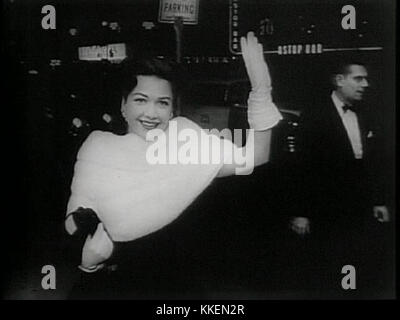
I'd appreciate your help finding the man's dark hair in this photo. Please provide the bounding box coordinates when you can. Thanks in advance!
[330,59,367,88]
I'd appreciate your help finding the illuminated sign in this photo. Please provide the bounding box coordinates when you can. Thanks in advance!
[158,0,199,25]
[277,43,323,55]
[229,0,384,55]
[78,43,126,61]
[183,56,234,64]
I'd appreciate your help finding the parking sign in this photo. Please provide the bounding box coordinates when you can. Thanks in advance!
[158,0,199,25]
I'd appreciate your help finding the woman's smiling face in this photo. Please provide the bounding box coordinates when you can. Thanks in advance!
[121,75,174,139]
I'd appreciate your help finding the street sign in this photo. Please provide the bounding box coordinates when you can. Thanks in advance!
[158,0,199,25]
[229,0,384,55]
[78,43,126,62]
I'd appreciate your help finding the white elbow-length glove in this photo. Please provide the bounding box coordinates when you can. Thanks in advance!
[241,32,282,131]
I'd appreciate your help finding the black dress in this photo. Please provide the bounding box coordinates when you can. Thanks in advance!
[66,191,218,300]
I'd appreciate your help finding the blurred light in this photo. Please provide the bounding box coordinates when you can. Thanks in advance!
[358,34,364,38]
[28,70,39,75]
[72,118,82,128]
[50,59,61,67]
[44,107,54,119]
[69,28,78,36]
[102,113,112,123]
[307,30,312,34]
[109,22,120,31]
[142,21,155,30]
[102,21,108,26]
[310,24,315,28]
[70,93,77,99]
[362,20,368,24]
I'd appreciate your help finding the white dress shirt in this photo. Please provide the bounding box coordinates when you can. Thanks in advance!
[331,92,363,159]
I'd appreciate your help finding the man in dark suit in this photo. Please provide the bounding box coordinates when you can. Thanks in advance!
[289,61,391,296]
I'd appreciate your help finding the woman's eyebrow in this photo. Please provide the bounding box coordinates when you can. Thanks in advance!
[159,96,172,100]
[132,92,148,98]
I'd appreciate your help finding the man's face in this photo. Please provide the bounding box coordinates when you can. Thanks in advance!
[336,65,369,104]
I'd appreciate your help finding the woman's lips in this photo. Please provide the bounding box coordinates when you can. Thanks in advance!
[139,120,160,130]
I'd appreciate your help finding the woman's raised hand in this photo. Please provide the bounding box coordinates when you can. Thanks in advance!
[240,32,272,94]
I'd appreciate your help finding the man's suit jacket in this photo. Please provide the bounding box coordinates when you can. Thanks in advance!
[295,96,385,223]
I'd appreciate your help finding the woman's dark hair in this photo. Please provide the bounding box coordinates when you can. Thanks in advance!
[119,58,181,112]
[109,57,186,135]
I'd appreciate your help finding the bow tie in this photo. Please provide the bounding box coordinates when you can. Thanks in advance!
[342,104,357,113]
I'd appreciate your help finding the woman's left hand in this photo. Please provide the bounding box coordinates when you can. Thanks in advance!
[81,222,114,269]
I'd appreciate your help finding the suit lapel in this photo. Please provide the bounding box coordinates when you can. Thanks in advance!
[356,111,368,153]
[325,99,355,159]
